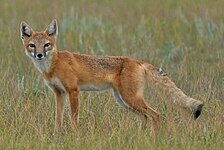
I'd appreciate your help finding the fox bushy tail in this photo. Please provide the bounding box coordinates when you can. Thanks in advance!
[144,64,203,119]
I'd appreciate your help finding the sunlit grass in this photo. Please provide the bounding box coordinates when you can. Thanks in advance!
[0,0,224,149]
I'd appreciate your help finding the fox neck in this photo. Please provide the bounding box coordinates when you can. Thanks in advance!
[31,50,57,73]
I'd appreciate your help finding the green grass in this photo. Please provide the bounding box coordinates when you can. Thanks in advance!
[1,0,224,149]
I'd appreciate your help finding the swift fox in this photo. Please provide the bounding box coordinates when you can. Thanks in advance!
[20,20,203,133]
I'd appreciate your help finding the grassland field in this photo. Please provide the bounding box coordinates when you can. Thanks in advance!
[0,0,224,149]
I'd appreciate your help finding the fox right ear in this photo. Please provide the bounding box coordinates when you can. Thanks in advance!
[20,21,33,40]
[45,19,58,38]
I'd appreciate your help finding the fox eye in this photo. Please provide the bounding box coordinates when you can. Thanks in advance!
[28,43,35,48]
[44,43,51,48]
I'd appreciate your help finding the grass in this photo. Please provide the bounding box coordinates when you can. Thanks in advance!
[0,0,224,149]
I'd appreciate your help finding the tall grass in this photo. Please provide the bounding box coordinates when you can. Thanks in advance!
[0,0,224,149]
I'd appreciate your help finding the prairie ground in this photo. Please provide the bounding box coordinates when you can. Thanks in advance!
[0,0,224,149]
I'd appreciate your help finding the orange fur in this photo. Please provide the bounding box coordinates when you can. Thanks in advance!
[20,20,203,133]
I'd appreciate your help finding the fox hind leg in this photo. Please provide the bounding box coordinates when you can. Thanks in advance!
[122,94,160,133]
[113,88,159,130]
[113,86,160,133]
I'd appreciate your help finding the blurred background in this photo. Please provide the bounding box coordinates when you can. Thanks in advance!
[0,0,224,149]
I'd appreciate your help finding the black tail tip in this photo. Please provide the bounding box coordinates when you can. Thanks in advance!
[193,103,203,119]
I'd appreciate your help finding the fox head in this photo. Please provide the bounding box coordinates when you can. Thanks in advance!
[20,20,58,60]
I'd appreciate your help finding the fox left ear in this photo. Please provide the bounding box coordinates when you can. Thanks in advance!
[20,21,33,40]
[45,19,58,38]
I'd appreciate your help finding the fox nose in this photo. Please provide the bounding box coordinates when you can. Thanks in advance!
[36,53,43,59]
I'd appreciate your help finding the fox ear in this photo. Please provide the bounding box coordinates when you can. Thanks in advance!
[20,21,33,40]
[45,19,58,38]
